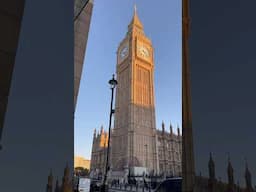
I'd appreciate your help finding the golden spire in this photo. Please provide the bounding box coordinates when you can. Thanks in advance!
[128,4,143,29]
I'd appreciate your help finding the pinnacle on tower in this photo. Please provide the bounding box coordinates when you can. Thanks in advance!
[177,124,180,136]
[208,152,215,180]
[170,122,173,135]
[47,169,53,192]
[62,163,72,192]
[162,121,165,132]
[55,178,60,192]
[128,4,143,30]
[227,154,234,186]
[48,169,53,183]
[64,163,70,178]
[245,158,252,190]
[245,157,249,171]
[100,125,104,134]
[93,128,96,137]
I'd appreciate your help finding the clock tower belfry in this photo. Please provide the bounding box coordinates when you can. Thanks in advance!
[111,6,158,176]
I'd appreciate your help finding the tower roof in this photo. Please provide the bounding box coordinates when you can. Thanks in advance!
[128,4,143,29]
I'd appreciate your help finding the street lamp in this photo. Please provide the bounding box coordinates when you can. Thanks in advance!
[145,144,148,168]
[102,74,118,192]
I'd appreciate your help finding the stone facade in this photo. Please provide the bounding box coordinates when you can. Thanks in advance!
[193,154,255,192]
[157,122,182,176]
[90,126,109,178]
[90,123,182,178]
[111,6,158,177]
[89,6,182,180]
[46,165,73,192]
[74,156,90,170]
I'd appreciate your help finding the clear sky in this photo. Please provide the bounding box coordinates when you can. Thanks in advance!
[75,0,181,159]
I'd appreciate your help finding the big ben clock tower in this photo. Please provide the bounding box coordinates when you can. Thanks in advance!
[111,6,158,177]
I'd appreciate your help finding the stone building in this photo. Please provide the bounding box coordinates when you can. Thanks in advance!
[89,6,182,180]
[194,153,255,192]
[110,5,158,177]
[74,156,90,170]
[157,122,182,176]
[46,164,73,192]
[90,122,182,179]
[90,126,109,178]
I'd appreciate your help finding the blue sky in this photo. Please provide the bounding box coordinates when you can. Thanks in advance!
[75,0,181,159]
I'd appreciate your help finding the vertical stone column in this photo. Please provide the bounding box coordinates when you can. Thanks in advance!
[182,0,195,191]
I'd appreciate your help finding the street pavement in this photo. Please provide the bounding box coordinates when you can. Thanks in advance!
[109,186,152,192]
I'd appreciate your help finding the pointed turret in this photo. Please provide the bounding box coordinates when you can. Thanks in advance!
[162,121,165,133]
[100,125,104,134]
[93,128,96,138]
[54,178,60,192]
[46,169,53,192]
[177,125,180,136]
[62,163,70,187]
[208,153,216,192]
[208,153,215,180]
[100,126,107,147]
[227,155,235,191]
[245,158,253,191]
[104,132,109,147]
[170,122,173,136]
[62,163,72,192]
[64,163,70,178]
[128,4,144,30]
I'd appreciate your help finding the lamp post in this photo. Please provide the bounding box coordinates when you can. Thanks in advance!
[102,74,118,192]
[145,144,148,168]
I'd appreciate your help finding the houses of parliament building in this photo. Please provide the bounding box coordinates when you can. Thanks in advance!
[90,7,182,180]
[90,123,182,178]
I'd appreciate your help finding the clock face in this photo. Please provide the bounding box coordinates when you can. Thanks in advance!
[137,42,151,61]
[120,45,129,59]
[139,46,150,58]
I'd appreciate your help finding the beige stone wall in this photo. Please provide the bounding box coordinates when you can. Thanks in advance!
[74,156,91,170]
[156,129,182,176]
[90,129,108,175]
